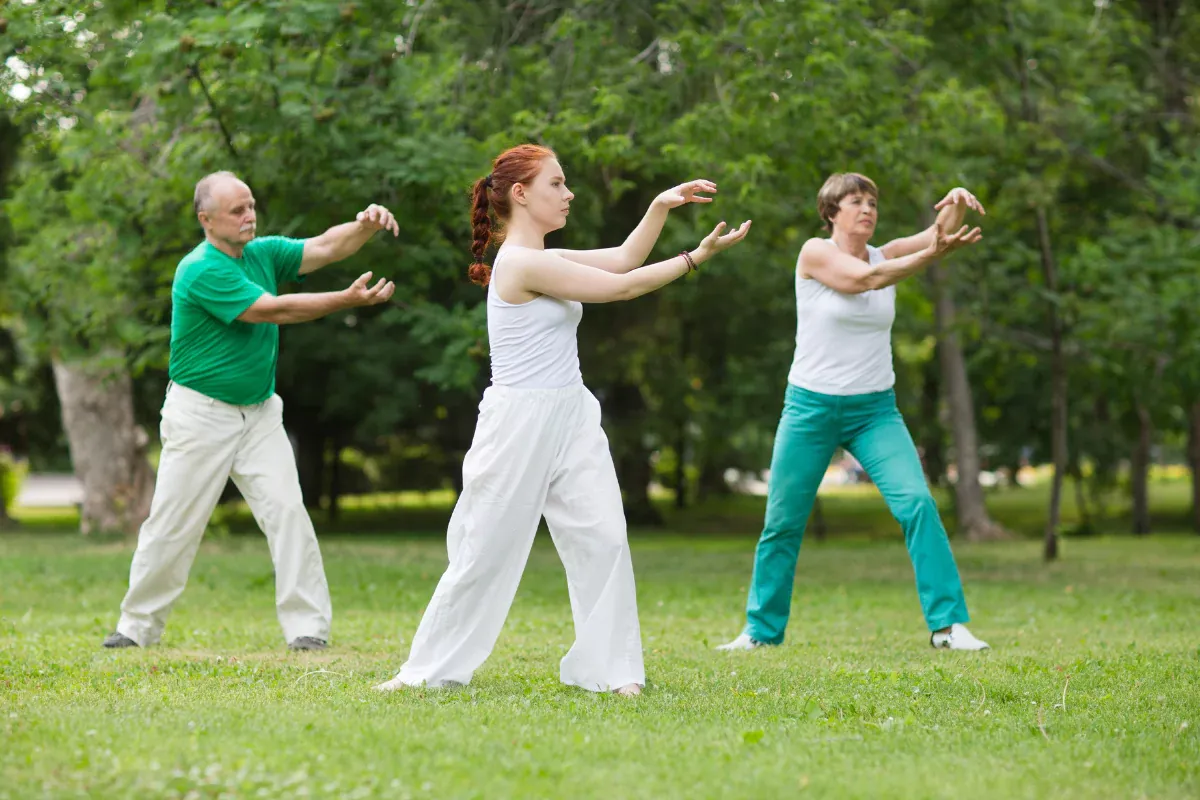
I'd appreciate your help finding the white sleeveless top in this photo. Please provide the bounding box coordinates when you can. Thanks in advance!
[487,247,583,388]
[786,239,896,395]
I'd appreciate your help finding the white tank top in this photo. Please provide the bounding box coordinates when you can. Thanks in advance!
[786,239,896,395]
[487,247,583,389]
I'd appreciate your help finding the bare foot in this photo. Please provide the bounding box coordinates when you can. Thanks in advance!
[372,676,407,692]
[614,683,642,697]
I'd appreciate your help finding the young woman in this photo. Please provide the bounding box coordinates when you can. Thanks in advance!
[375,144,751,695]
[718,173,991,652]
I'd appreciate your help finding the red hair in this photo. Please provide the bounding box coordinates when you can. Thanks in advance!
[468,143,557,287]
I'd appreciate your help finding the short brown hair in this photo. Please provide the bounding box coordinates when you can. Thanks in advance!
[817,173,878,231]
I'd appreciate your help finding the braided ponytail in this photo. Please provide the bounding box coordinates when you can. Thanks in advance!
[466,143,557,287]
[468,176,492,286]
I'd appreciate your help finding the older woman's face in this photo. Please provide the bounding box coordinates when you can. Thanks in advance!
[831,191,877,237]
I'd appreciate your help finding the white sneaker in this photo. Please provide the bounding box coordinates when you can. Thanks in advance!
[930,623,989,651]
[716,633,766,651]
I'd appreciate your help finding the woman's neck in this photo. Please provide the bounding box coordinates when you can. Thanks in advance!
[830,229,870,261]
[502,218,548,251]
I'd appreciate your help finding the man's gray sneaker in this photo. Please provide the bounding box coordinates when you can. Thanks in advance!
[102,632,138,648]
[288,636,327,651]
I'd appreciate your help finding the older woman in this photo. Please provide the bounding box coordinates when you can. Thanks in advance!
[719,174,990,652]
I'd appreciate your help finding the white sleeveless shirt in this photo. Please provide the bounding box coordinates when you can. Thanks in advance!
[786,239,896,395]
[487,247,583,388]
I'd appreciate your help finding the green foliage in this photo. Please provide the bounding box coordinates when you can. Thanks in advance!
[2,0,1199,518]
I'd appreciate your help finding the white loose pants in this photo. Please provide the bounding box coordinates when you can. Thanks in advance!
[115,383,332,646]
[394,384,645,692]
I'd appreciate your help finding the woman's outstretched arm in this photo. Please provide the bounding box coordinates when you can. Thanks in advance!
[881,187,985,259]
[550,180,718,273]
[514,220,751,303]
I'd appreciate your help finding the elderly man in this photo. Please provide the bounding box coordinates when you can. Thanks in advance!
[103,171,398,651]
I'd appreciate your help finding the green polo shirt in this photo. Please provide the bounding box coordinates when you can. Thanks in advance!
[168,236,305,405]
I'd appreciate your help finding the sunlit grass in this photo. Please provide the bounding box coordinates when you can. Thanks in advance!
[2,529,1198,798]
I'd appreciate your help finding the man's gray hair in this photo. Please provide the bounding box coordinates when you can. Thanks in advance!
[193,171,242,215]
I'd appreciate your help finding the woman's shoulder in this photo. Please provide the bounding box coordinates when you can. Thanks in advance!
[798,237,837,259]
[796,237,835,278]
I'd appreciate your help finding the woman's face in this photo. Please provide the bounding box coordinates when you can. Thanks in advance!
[831,191,878,238]
[513,158,575,233]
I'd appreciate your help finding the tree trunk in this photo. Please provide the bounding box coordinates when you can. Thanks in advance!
[295,426,326,509]
[919,351,946,488]
[1087,396,1117,522]
[327,436,343,523]
[618,445,661,526]
[51,355,154,535]
[1011,8,1067,560]
[697,458,732,501]
[1189,400,1200,533]
[1133,0,1189,526]
[1036,206,1068,561]
[0,119,23,530]
[810,495,827,542]
[1005,456,1023,490]
[0,462,14,528]
[929,263,1009,542]
[674,426,687,510]
[1130,403,1152,535]
[606,383,663,527]
[1069,458,1093,535]
[675,319,690,510]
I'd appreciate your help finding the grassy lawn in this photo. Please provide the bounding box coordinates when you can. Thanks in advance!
[2,506,1198,798]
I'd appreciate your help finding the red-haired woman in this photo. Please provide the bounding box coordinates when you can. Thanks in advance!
[375,145,751,696]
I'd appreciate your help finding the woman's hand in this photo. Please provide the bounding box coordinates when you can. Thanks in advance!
[921,220,983,260]
[693,220,753,262]
[934,187,986,216]
[655,179,718,209]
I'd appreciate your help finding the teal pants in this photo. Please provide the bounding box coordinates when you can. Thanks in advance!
[744,385,969,644]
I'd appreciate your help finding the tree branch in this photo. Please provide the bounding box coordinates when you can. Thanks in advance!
[401,0,434,56]
[188,63,241,166]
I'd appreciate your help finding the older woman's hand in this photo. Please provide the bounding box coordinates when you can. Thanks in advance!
[922,220,983,260]
[934,187,986,216]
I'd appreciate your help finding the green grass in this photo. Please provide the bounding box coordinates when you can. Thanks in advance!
[2,523,1199,799]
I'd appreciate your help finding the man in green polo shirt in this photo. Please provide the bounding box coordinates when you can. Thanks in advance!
[103,171,399,651]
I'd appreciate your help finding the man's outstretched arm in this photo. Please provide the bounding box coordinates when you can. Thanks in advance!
[238,272,396,324]
[299,204,400,275]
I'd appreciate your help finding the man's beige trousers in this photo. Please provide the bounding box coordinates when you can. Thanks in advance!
[116,383,332,645]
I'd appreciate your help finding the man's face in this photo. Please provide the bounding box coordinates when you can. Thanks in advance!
[199,179,257,246]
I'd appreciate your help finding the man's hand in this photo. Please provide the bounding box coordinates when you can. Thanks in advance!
[356,204,400,237]
[342,271,396,307]
[301,207,400,274]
